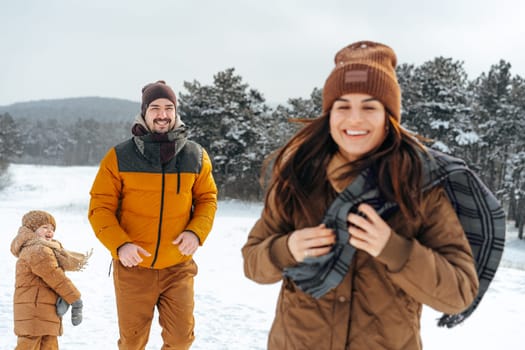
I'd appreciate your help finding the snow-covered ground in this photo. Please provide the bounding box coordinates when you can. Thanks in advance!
[1,164,524,349]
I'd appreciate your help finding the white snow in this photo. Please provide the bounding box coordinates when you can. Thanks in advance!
[455,130,480,145]
[431,141,451,153]
[1,164,524,349]
[430,120,450,129]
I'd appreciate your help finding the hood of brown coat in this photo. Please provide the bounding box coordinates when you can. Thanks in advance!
[11,226,38,257]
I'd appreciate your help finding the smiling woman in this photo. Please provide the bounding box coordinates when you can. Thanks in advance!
[329,93,387,162]
[242,40,504,350]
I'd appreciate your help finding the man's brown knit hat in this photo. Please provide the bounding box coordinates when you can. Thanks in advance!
[22,210,56,231]
[322,40,401,121]
[141,80,177,116]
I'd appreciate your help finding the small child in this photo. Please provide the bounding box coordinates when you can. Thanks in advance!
[10,210,90,349]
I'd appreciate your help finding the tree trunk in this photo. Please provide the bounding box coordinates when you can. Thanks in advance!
[516,198,525,239]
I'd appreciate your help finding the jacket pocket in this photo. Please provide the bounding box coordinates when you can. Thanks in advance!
[272,286,331,349]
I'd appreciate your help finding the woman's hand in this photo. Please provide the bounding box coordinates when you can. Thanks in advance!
[347,203,392,257]
[288,224,336,262]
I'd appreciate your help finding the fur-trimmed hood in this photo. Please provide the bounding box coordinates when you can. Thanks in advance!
[10,226,50,258]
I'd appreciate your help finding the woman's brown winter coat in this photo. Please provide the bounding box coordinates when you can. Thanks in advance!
[242,154,479,350]
[11,226,81,337]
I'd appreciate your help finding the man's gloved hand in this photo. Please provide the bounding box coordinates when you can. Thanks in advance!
[71,299,83,326]
[56,297,70,317]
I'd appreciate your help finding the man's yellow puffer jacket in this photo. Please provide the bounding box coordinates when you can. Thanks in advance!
[88,130,217,269]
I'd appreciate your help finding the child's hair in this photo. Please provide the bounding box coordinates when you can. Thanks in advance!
[22,210,56,231]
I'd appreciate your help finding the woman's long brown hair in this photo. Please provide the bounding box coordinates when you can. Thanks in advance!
[263,112,427,224]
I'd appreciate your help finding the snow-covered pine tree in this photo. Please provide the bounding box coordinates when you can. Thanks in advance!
[0,112,23,188]
[505,75,525,237]
[178,68,270,199]
[397,57,474,159]
[470,60,515,192]
[0,112,23,163]
[16,119,66,165]
[268,87,323,151]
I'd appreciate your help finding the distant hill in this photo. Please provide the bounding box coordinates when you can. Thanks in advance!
[0,97,140,122]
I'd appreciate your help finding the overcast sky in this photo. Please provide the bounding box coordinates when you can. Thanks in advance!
[1,0,524,106]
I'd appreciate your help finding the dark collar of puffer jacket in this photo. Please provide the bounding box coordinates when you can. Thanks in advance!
[131,115,188,165]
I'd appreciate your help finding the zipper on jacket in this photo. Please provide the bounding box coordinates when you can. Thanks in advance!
[150,165,166,268]
[174,156,181,194]
[177,168,181,194]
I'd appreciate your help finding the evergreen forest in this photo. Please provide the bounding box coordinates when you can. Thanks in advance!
[1,57,524,236]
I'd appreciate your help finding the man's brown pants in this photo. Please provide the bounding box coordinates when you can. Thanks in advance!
[113,260,197,350]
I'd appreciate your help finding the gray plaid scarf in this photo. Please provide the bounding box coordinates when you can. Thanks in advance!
[283,148,506,328]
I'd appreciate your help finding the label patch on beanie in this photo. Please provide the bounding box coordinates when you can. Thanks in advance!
[345,70,368,83]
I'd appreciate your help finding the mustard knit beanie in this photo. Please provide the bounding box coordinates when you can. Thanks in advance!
[322,40,401,121]
[22,210,56,231]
